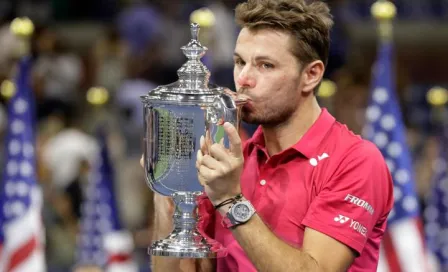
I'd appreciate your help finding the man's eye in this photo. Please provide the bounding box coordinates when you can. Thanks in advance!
[234,59,245,66]
[261,63,274,69]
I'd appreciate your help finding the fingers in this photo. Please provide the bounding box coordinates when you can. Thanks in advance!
[197,149,224,171]
[209,143,231,163]
[196,148,228,186]
[140,154,144,168]
[205,129,213,152]
[195,149,203,170]
[200,129,215,156]
[198,165,215,185]
[196,150,208,187]
[200,135,209,155]
[196,124,242,188]
[223,122,243,158]
[202,154,222,170]
[197,168,208,186]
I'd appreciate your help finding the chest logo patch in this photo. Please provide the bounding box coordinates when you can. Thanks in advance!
[309,152,329,166]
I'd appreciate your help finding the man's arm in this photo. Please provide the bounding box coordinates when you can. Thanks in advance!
[150,194,183,272]
[217,205,355,272]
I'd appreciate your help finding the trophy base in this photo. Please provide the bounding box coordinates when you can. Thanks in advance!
[149,231,220,258]
[148,192,226,258]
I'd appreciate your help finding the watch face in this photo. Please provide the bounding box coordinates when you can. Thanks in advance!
[232,202,251,222]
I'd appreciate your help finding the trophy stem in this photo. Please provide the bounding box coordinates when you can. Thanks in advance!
[149,191,220,258]
[173,192,199,232]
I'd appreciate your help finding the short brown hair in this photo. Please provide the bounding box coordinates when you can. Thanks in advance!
[235,0,333,69]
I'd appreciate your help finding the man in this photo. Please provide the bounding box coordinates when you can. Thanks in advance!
[146,0,394,271]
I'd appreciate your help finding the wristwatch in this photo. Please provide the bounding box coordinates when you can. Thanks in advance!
[222,199,256,229]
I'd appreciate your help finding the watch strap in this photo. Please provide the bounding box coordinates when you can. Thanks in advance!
[214,193,243,210]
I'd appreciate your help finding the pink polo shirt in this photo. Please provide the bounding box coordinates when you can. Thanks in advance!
[198,108,394,272]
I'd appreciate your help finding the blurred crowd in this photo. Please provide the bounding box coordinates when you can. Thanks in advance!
[0,0,447,271]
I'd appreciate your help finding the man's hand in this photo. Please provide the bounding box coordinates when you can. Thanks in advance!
[196,122,244,205]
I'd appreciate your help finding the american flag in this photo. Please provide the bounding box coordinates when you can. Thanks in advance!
[0,57,46,271]
[75,128,138,271]
[363,40,428,271]
[424,123,448,271]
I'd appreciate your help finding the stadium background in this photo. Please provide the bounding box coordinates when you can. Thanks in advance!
[0,0,447,271]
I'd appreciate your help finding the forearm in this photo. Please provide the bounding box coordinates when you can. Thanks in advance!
[231,214,319,272]
[150,196,184,272]
[151,256,183,272]
[151,257,214,272]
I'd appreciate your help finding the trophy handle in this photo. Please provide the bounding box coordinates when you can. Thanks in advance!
[204,92,245,148]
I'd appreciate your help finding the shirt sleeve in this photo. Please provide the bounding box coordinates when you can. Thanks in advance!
[301,140,394,255]
[197,195,216,239]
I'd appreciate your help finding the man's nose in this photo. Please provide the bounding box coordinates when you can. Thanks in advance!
[236,66,256,88]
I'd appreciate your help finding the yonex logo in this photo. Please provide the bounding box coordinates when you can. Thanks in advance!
[334,215,350,224]
[350,219,368,237]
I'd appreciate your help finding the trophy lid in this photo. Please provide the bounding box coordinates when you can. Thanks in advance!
[142,23,223,105]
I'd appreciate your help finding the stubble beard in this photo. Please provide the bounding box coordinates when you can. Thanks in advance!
[241,102,296,128]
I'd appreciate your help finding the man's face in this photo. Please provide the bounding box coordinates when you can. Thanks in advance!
[233,28,303,126]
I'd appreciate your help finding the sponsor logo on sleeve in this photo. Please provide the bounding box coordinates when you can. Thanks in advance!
[350,219,367,237]
[344,194,375,215]
[333,215,368,237]
[334,215,350,224]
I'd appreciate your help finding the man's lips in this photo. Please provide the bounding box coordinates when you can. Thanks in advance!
[234,94,252,102]
[238,98,254,111]
[234,97,250,106]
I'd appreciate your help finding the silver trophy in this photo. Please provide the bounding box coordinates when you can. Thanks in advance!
[141,23,245,258]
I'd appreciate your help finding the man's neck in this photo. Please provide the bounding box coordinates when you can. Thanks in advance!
[262,98,322,156]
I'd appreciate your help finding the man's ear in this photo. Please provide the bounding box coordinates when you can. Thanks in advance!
[301,60,325,94]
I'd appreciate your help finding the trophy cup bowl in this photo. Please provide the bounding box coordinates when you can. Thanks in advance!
[141,23,244,258]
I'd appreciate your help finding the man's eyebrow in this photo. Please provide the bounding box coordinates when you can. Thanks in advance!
[233,53,274,61]
[254,55,274,61]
